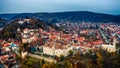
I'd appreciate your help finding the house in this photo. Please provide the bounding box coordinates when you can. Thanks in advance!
[22,28,39,43]
[21,51,28,59]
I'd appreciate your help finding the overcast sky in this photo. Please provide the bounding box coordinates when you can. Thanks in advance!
[0,0,120,15]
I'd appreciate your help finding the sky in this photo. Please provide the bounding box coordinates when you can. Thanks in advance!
[0,0,120,15]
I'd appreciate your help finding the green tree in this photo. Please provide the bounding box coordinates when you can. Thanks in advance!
[65,61,73,68]
[69,50,73,56]
[42,63,52,68]
[114,55,120,68]
[60,55,65,61]
[39,59,45,67]
[96,52,103,68]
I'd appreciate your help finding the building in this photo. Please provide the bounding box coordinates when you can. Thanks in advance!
[101,37,117,52]
[101,44,116,52]
[21,28,38,43]
[43,41,73,57]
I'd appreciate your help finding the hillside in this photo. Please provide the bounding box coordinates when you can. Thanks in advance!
[31,11,120,23]
[0,18,47,40]
[10,13,33,20]
[116,15,120,17]
[0,11,120,24]
[0,14,17,20]
[0,18,8,28]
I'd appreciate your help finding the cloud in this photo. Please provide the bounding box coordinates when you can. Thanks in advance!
[0,0,120,14]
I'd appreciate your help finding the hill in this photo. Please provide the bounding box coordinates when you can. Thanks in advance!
[0,14,17,20]
[10,13,33,20]
[0,18,47,40]
[116,15,120,17]
[0,18,8,28]
[10,11,120,23]
[0,11,120,27]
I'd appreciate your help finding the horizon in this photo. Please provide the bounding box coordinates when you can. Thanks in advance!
[0,0,120,15]
[0,11,120,15]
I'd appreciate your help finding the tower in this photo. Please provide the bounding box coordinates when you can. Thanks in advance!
[113,37,117,49]
[52,39,56,55]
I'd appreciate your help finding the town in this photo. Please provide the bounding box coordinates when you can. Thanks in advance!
[0,18,120,68]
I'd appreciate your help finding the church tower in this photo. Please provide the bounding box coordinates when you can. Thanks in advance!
[52,39,56,55]
[113,37,117,49]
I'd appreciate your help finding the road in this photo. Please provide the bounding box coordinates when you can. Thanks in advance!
[79,46,92,50]
[28,53,57,63]
[97,24,109,43]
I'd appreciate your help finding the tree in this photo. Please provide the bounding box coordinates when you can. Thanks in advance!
[16,34,22,41]
[60,55,65,61]
[96,52,103,68]
[75,52,81,60]
[39,59,45,66]
[91,52,97,63]
[114,55,120,68]
[42,63,52,68]
[77,62,87,68]
[69,50,73,56]
[65,61,73,68]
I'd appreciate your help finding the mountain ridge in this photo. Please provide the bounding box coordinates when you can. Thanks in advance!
[0,11,120,23]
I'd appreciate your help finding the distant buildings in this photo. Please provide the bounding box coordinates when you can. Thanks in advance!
[21,28,38,43]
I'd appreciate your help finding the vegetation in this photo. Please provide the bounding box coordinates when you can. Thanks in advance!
[0,18,46,40]
[1,11,120,23]
[0,16,120,68]
[69,50,74,56]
